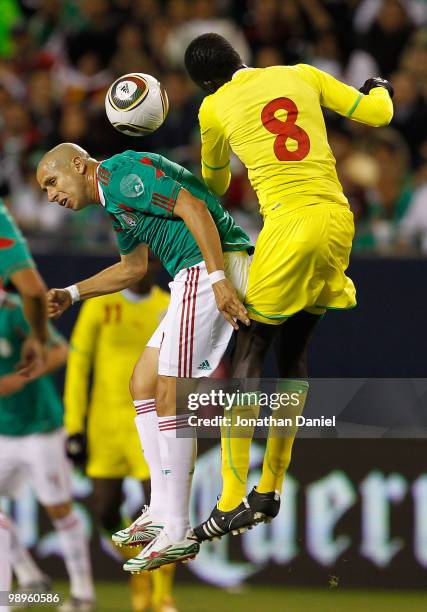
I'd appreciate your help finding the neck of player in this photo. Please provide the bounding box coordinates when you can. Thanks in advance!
[88,161,101,204]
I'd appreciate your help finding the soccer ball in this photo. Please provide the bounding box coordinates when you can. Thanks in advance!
[105,72,169,136]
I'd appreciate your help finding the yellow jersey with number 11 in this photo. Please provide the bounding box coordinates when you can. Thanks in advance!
[199,64,393,218]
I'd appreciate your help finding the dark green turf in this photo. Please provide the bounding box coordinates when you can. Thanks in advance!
[33,581,427,612]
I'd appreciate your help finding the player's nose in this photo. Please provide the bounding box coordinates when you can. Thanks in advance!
[46,188,57,202]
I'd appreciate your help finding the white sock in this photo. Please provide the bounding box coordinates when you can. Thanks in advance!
[0,513,12,611]
[53,511,94,601]
[134,399,167,522]
[9,518,45,587]
[158,414,197,542]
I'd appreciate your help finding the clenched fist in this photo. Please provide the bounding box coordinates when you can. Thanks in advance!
[47,288,72,319]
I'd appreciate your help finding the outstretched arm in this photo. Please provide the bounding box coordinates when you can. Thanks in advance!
[297,64,394,127]
[47,243,148,318]
[174,188,249,329]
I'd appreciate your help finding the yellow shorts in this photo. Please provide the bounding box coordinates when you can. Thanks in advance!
[245,204,356,325]
[86,414,150,480]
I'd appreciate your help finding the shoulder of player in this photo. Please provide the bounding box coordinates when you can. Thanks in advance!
[99,151,140,180]
[99,152,155,204]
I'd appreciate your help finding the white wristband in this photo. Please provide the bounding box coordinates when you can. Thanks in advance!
[208,270,226,285]
[64,284,80,304]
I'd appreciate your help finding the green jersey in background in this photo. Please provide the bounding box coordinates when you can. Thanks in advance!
[0,292,64,436]
[0,199,35,286]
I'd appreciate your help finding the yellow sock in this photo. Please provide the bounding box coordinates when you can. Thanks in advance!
[257,380,308,494]
[130,573,151,612]
[218,402,259,511]
[151,563,176,610]
[257,436,296,493]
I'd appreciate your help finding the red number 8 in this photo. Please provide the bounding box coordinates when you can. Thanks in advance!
[261,97,310,161]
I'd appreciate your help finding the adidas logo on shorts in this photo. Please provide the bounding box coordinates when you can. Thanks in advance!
[197,360,212,371]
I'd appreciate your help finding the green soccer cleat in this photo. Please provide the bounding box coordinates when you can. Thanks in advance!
[123,529,200,573]
[112,505,164,547]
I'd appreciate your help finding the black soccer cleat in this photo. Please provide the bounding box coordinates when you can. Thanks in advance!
[247,487,280,524]
[193,498,255,542]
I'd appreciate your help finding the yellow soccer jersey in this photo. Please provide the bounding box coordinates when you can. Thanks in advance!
[64,287,169,438]
[199,64,393,218]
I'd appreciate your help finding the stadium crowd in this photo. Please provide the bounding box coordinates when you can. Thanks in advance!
[0,0,426,255]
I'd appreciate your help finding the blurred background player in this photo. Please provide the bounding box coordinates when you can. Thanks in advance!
[0,197,49,608]
[0,199,47,376]
[0,289,95,612]
[63,268,178,612]
[0,512,12,612]
[184,33,394,540]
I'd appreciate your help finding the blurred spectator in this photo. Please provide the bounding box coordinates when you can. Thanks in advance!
[310,30,343,79]
[354,130,413,252]
[0,0,424,257]
[391,70,427,166]
[0,0,22,58]
[164,0,251,67]
[149,69,201,167]
[9,165,67,240]
[360,0,416,77]
[110,24,156,77]
[254,46,284,69]
[398,170,427,251]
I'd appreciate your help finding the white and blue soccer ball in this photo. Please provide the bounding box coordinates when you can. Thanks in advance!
[105,72,169,136]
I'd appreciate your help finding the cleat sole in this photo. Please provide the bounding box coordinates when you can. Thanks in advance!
[231,527,249,536]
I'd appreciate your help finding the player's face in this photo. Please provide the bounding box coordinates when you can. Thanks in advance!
[37,164,88,211]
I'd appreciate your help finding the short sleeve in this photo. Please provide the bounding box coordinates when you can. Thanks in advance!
[103,157,182,218]
[199,96,230,171]
[0,207,35,285]
[199,97,231,195]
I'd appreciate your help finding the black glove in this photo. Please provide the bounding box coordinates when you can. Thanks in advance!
[359,77,394,99]
[65,433,87,467]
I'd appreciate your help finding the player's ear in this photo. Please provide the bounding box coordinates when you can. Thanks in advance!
[73,156,87,175]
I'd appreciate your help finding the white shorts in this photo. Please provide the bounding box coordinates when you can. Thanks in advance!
[147,251,250,378]
[0,429,72,506]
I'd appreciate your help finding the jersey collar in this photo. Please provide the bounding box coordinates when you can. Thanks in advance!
[96,166,106,207]
[231,66,253,80]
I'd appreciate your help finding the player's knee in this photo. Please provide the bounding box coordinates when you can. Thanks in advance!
[156,377,175,417]
[130,365,156,400]
[45,501,72,521]
[130,369,147,400]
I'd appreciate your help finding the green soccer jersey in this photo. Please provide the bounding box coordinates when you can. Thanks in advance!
[98,150,253,278]
[0,199,35,286]
[0,292,64,436]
